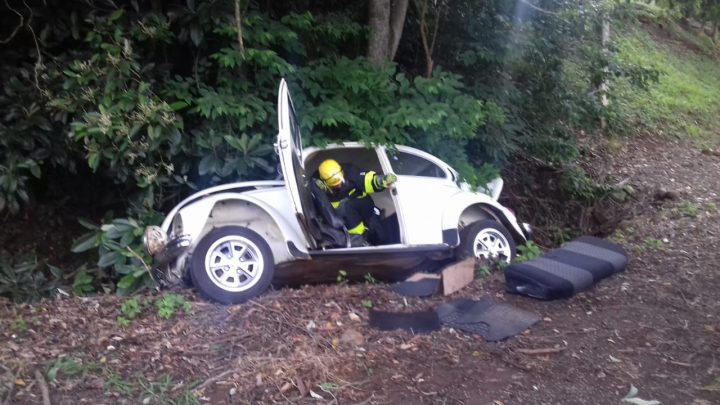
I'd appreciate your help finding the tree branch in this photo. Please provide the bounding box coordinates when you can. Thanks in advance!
[20,0,44,93]
[414,0,432,77]
[34,369,51,405]
[428,1,446,58]
[519,0,562,17]
[234,0,245,59]
[414,0,434,77]
[126,245,159,289]
[516,347,566,355]
[1,362,15,405]
[0,0,24,44]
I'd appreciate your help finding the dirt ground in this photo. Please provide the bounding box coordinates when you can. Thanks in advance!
[2,133,720,405]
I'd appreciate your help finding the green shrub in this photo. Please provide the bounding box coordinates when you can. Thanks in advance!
[0,250,61,302]
[71,215,159,295]
[155,293,192,319]
[516,241,542,264]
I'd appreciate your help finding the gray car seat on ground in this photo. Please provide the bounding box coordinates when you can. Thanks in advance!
[504,236,628,300]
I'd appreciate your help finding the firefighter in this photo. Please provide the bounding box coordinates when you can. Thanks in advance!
[314,159,397,246]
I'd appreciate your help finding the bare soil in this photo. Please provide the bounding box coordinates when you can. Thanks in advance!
[2,133,720,405]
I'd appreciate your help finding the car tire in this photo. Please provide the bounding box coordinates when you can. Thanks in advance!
[458,219,517,263]
[190,226,274,304]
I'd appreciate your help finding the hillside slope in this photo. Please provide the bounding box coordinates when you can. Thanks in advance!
[613,8,720,143]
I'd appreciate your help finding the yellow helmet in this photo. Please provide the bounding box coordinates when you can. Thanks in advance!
[319,159,344,188]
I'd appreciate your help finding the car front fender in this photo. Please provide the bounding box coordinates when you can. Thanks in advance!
[441,192,528,246]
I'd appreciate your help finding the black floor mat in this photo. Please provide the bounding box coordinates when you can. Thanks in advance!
[436,298,541,341]
[390,278,440,298]
[368,309,441,334]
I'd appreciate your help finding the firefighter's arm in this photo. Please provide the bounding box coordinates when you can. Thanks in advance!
[362,171,397,194]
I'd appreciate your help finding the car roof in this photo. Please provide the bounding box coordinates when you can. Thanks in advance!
[304,142,441,163]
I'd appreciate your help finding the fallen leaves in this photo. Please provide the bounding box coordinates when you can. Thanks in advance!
[340,329,364,347]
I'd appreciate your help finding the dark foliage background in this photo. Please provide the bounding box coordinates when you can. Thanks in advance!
[0,0,671,299]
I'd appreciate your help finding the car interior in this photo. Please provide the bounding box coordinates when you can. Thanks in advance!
[303,147,401,249]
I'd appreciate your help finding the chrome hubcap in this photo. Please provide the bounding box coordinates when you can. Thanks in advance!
[204,235,264,292]
[473,229,511,263]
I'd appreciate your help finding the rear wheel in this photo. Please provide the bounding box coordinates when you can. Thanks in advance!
[190,226,274,304]
[458,219,516,263]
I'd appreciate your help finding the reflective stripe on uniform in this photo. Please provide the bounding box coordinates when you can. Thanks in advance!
[347,221,366,235]
[363,171,376,194]
[331,201,341,209]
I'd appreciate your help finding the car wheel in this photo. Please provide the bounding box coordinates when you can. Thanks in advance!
[190,226,274,304]
[458,219,516,263]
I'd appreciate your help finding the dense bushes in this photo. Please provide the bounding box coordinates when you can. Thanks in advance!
[0,0,661,299]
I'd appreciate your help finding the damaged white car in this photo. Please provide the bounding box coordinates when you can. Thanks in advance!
[144,79,532,304]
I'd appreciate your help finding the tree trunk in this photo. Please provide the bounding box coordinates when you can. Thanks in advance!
[389,0,409,62]
[600,17,611,131]
[367,0,408,66]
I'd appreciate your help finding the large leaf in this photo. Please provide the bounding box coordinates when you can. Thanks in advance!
[116,274,138,290]
[98,251,123,268]
[198,154,218,176]
[71,232,99,253]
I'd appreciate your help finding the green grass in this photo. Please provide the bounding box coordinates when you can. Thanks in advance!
[613,24,720,143]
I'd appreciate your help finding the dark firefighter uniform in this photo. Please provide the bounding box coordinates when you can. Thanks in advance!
[315,159,397,244]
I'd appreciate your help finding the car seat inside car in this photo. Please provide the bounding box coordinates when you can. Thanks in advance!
[304,147,401,247]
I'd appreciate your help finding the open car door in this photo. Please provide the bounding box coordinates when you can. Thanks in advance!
[277,79,348,249]
[277,79,317,248]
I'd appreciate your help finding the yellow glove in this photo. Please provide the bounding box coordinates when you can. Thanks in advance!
[377,173,397,188]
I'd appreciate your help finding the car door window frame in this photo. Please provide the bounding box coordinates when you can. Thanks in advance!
[385,147,451,180]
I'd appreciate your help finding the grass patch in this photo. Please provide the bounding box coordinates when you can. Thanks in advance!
[613,25,720,143]
[640,237,664,252]
[675,201,700,218]
[102,369,200,404]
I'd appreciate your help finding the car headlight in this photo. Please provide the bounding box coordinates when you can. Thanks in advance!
[143,226,168,257]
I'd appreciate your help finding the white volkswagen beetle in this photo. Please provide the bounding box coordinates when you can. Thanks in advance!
[144,79,532,304]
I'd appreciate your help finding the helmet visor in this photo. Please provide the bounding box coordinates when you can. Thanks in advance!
[323,170,344,188]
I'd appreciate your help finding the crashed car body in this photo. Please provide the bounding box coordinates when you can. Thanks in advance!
[144,79,532,304]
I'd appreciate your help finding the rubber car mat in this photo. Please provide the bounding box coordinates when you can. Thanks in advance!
[368,309,441,334]
[390,278,440,298]
[436,298,541,342]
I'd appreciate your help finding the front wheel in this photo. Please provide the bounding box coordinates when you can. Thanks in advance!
[458,219,517,263]
[190,226,274,304]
